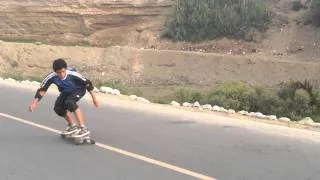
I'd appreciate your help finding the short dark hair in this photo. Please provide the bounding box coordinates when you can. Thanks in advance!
[52,58,67,72]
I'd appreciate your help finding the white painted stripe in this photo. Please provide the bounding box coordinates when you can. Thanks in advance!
[95,143,216,180]
[0,113,60,133]
[40,72,55,86]
[40,72,56,87]
[67,70,87,81]
[0,112,216,180]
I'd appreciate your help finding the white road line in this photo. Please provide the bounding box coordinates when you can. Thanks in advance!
[0,112,216,180]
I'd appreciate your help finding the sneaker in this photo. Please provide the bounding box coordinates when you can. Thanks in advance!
[72,127,90,138]
[62,124,80,135]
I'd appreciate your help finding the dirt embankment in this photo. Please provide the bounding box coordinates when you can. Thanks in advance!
[1,42,320,100]
[1,0,320,100]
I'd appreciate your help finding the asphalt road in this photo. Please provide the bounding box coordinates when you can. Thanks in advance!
[1,85,320,180]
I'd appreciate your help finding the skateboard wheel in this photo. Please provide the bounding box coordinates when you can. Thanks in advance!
[90,139,95,144]
[74,138,83,145]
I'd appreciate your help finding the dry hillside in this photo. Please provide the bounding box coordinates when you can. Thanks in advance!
[0,0,320,101]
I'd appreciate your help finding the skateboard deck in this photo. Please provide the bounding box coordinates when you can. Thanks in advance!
[60,132,95,145]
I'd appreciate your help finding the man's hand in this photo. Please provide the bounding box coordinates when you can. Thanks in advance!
[90,91,99,108]
[29,99,38,112]
[93,98,100,108]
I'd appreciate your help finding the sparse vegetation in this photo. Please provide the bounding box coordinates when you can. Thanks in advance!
[163,0,272,42]
[310,0,320,26]
[173,87,203,104]
[171,80,320,122]
[3,70,319,121]
[205,82,257,111]
[96,79,143,96]
[291,0,304,11]
[1,73,43,82]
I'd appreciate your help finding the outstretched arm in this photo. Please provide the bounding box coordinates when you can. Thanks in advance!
[29,90,46,112]
[89,90,99,108]
[29,73,54,112]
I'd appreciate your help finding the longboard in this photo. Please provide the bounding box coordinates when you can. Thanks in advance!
[60,133,96,145]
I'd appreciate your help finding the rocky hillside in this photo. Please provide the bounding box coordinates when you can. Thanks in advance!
[0,0,171,47]
[1,0,320,59]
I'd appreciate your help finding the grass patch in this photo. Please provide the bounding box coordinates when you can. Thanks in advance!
[163,0,272,42]
[95,79,143,96]
[1,73,43,82]
[170,80,320,122]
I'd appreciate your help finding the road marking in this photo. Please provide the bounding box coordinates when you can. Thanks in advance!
[0,112,216,180]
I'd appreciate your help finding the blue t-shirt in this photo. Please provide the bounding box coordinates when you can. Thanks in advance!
[37,69,93,95]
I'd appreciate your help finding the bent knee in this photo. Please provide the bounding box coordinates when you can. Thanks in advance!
[65,99,79,112]
[54,107,66,117]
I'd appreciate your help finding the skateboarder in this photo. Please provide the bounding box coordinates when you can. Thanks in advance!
[28,58,99,138]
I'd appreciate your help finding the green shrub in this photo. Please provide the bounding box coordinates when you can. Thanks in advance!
[291,0,304,11]
[163,0,272,42]
[275,80,317,120]
[206,82,257,111]
[173,87,203,103]
[168,80,320,122]
[97,79,142,96]
[310,0,320,26]
[251,87,281,115]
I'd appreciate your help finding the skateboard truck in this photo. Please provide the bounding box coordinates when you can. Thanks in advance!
[60,132,96,145]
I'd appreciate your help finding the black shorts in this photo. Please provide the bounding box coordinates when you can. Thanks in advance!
[54,89,86,116]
